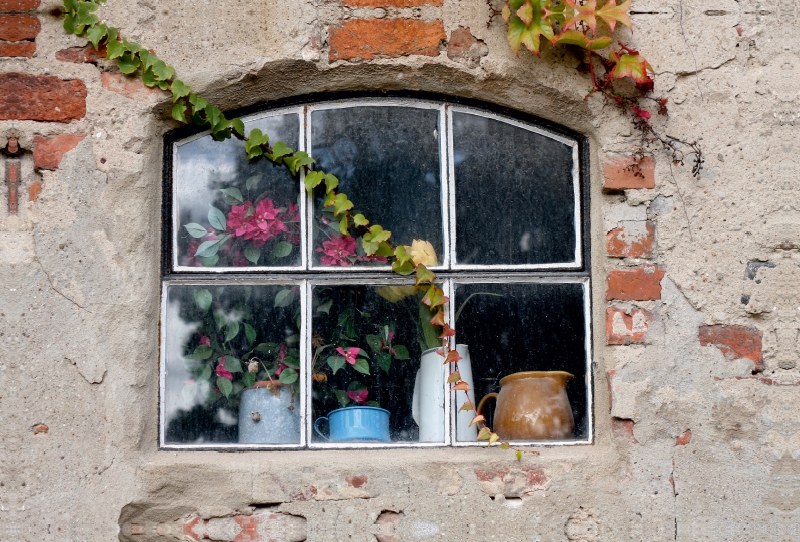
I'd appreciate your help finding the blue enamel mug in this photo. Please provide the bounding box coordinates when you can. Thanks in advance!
[314,406,391,442]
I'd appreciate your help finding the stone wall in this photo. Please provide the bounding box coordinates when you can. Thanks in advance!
[2,0,799,540]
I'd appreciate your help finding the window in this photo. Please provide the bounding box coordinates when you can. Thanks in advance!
[160,95,591,449]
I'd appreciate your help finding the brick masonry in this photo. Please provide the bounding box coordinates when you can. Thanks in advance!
[699,324,763,372]
[603,155,655,190]
[33,134,86,170]
[606,265,665,301]
[0,39,33,56]
[606,307,652,345]
[328,18,445,61]
[0,73,86,121]
[101,71,168,101]
[0,13,39,41]
[0,0,40,10]
[606,220,656,258]
[447,27,488,62]
[56,43,107,64]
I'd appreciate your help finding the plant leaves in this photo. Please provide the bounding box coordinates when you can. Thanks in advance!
[244,245,261,264]
[378,351,391,374]
[353,214,369,227]
[117,52,140,74]
[366,334,382,353]
[470,414,485,427]
[274,289,295,308]
[451,381,470,391]
[220,187,243,204]
[207,205,226,231]
[192,345,213,360]
[392,345,409,360]
[610,51,654,85]
[335,389,350,408]
[459,401,474,412]
[245,175,262,190]
[217,376,233,398]
[477,427,491,440]
[225,356,242,373]
[316,299,333,314]
[563,0,597,33]
[225,320,240,342]
[183,222,207,238]
[171,101,187,123]
[193,288,212,312]
[324,173,339,193]
[271,141,293,160]
[352,358,371,375]
[415,264,436,286]
[86,23,106,49]
[195,239,221,258]
[303,170,324,192]
[327,356,346,375]
[272,241,293,258]
[198,254,219,267]
[278,368,298,384]
[182,383,197,405]
[596,0,631,32]
[448,371,461,383]
[244,323,256,345]
[171,79,190,103]
[254,342,277,356]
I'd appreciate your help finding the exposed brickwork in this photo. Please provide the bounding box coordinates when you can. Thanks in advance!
[342,0,441,5]
[606,265,664,301]
[181,512,306,541]
[447,27,488,61]
[606,307,652,345]
[33,134,85,170]
[6,159,19,213]
[28,179,42,202]
[606,220,656,258]
[603,155,655,190]
[101,71,167,101]
[0,0,40,11]
[699,324,763,372]
[676,429,692,445]
[610,417,637,443]
[33,423,48,434]
[0,40,34,56]
[0,13,39,41]
[0,73,86,122]
[474,466,549,497]
[56,43,106,64]
[329,19,445,61]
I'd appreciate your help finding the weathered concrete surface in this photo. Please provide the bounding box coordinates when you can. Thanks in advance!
[1,0,799,540]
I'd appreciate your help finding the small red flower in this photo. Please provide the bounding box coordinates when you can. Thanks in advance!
[317,236,357,266]
[216,356,233,380]
[198,334,211,347]
[347,389,369,404]
[336,346,361,365]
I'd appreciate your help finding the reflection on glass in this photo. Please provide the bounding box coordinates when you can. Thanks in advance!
[163,284,301,445]
[453,112,576,265]
[310,106,444,267]
[175,113,301,268]
[310,284,443,443]
[453,282,586,440]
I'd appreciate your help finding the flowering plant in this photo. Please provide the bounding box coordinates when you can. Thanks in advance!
[181,177,301,267]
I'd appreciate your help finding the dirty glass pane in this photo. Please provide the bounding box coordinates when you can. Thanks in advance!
[453,282,586,440]
[163,284,302,445]
[310,106,444,268]
[310,284,443,443]
[175,113,301,268]
[452,112,576,266]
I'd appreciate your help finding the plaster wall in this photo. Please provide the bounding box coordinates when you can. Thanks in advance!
[1,0,799,540]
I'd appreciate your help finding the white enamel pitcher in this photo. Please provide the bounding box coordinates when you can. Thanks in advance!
[412,344,477,442]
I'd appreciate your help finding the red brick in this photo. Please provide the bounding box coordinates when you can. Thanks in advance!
[0,73,86,122]
[610,418,637,443]
[676,429,691,446]
[606,307,652,345]
[101,71,167,101]
[56,43,106,64]
[6,160,19,213]
[474,466,548,497]
[0,40,34,56]
[28,179,41,201]
[329,18,445,61]
[33,134,85,170]
[447,27,488,61]
[606,221,655,258]
[0,0,40,11]
[33,423,48,434]
[606,265,664,301]
[0,14,39,41]
[343,0,441,5]
[699,324,763,372]
[345,475,368,488]
[603,155,655,190]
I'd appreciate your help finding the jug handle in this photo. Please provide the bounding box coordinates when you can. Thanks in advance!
[313,416,330,441]
[476,393,498,418]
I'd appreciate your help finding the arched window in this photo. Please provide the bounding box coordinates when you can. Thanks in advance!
[160,95,591,449]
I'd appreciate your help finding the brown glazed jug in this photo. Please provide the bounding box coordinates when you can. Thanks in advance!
[477,371,575,440]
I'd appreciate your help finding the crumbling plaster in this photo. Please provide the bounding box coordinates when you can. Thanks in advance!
[1,0,799,540]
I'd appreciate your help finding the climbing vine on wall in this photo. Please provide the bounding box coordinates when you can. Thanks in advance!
[60,0,700,454]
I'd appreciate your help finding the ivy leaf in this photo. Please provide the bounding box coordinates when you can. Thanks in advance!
[171,79,191,103]
[470,414,486,427]
[105,29,125,59]
[353,214,369,227]
[415,263,435,286]
[422,284,448,309]
[171,101,187,123]
[231,118,245,137]
[139,49,157,71]
[217,376,233,398]
[352,358,371,375]
[391,260,415,276]
[220,187,244,205]
[327,356,346,375]
[192,345,213,360]
[459,402,474,412]
[596,0,632,32]
[488,432,500,445]
[63,13,76,34]
[516,0,534,25]
[331,193,354,216]
[86,23,106,49]
[279,368,298,384]
[563,0,597,34]
[183,223,207,238]
[195,239,222,258]
[225,320,240,342]
[303,171,324,192]
[448,371,461,383]
[271,141,293,160]
[452,381,470,391]
[272,241,293,258]
[193,288,212,312]
[244,323,257,345]
[324,173,339,193]
[477,427,492,440]
[188,93,209,115]
[587,36,613,51]
[244,245,261,264]
[198,364,212,381]
[274,289,295,308]
[152,59,175,81]
[207,205,226,231]
[392,345,409,360]
[610,51,654,86]
[515,450,524,461]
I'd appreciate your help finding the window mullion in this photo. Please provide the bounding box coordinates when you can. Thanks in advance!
[445,107,457,270]
[444,277,454,446]
[302,278,312,447]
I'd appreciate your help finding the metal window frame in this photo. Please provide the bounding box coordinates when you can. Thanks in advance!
[160,93,593,451]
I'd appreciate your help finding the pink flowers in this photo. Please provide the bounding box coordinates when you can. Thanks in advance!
[216,356,233,380]
[347,389,369,404]
[275,344,289,376]
[227,198,288,247]
[318,236,357,266]
[336,346,361,365]
[198,334,211,347]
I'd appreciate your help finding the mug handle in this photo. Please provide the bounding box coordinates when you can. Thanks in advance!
[313,416,330,441]
[476,393,498,419]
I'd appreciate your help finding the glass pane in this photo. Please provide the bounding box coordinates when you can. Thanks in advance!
[453,282,586,441]
[453,112,576,266]
[163,284,302,445]
[175,113,301,268]
[310,106,444,268]
[310,284,443,443]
